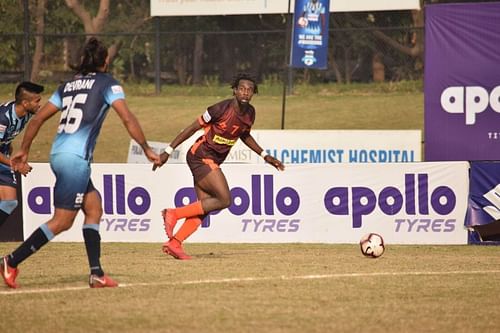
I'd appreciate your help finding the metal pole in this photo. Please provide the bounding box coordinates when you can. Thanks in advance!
[23,0,30,81]
[154,16,161,95]
[281,0,293,130]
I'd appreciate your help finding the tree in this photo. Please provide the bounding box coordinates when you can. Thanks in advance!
[61,0,153,81]
[30,0,47,82]
[64,0,109,35]
[0,1,23,77]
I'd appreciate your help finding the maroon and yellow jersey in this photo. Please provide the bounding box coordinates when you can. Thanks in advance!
[190,98,255,165]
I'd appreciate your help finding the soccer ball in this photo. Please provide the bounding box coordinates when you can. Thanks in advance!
[297,17,308,28]
[359,233,385,258]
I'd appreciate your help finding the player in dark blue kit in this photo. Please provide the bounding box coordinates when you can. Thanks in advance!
[1,38,160,289]
[0,82,44,230]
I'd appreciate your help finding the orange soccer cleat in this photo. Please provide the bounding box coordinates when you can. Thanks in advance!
[162,209,178,239]
[162,239,192,260]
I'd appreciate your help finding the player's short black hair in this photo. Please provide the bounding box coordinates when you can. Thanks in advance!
[231,72,258,94]
[15,81,44,103]
[73,37,108,75]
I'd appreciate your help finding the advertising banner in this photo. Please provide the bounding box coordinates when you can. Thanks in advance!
[290,0,329,69]
[151,0,420,16]
[128,130,422,164]
[128,140,171,164]
[465,161,500,227]
[425,2,500,161]
[22,162,468,244]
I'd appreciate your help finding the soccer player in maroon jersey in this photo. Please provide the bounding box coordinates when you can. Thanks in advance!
[153,73,284,259]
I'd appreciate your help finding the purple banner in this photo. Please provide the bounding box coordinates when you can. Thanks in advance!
[290,0,329,69]
[424,2,500,161]
[465,161,500,227]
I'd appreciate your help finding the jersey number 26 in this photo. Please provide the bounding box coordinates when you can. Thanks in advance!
[58,94,86,134]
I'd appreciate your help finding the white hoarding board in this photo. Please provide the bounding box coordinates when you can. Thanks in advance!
[151,0,421,16]
[128,130,421,164]
[23,161,468,244]
[128,140,172,164]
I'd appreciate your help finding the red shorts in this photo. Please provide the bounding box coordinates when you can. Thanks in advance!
[186,150,220,183]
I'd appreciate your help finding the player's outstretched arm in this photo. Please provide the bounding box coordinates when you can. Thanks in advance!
[111,99,160,166]
[153,119,202,171]
[19,101,59,153]
[11,102,59,173]
[0,151,31,176]
[241,133,285,171]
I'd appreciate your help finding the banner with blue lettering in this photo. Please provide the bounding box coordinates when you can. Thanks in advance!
[128,130,422,164]
[425,2,500,160]
[465,161,500,227]
[290,0,330,69]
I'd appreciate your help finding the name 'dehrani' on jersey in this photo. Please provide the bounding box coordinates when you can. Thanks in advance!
[63,79,96,92]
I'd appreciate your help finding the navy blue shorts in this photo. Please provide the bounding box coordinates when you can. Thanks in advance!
[0,167,17,188]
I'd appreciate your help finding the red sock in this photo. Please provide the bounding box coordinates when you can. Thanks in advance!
[174,217,202,242]
[172,201,204,219]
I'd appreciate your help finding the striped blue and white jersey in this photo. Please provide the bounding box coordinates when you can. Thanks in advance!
[48,72,125,161]
[0,101,33,170]
[303,0,325,34]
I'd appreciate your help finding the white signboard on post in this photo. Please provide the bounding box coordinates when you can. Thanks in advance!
[151,0,420,16]
[128,130,422,164]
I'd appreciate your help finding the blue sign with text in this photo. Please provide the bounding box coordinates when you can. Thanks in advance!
[290,0,330,69]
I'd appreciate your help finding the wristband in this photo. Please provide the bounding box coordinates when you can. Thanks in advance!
[165,145,174,155]
[260,150,268,158]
